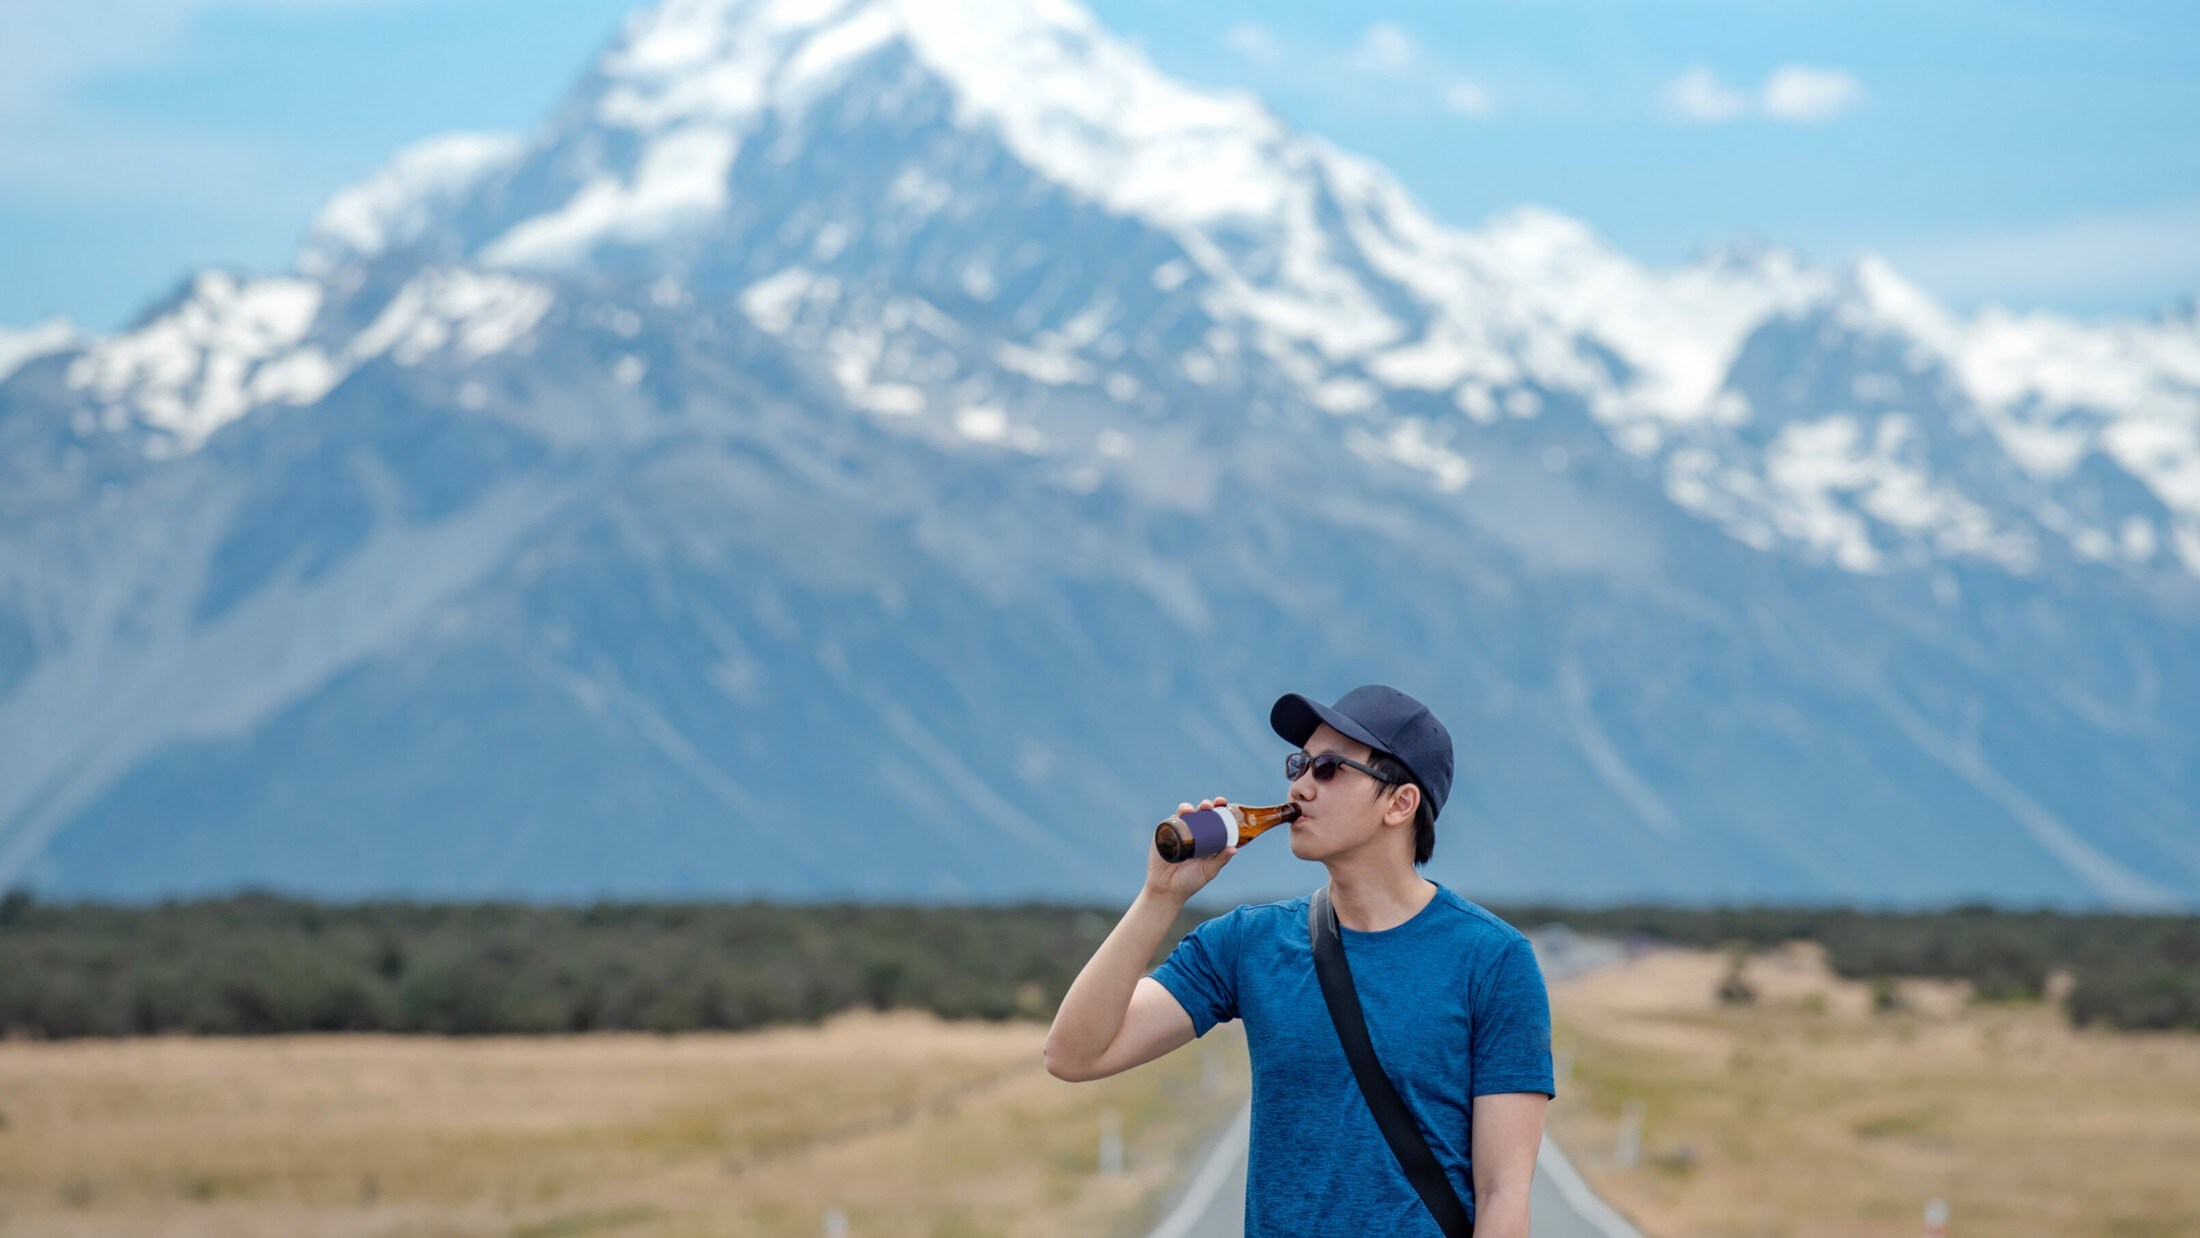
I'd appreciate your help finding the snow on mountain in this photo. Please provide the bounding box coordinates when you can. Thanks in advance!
[1637,255,2200,576]
[513,0,1304,245]
[266,0,2197,583]
[299,132,527,277]
[0,319,78,385]
[81,0,2156,590]
[1958,303,2200,546]
[49,267,555,454]
[348,269,557,367]
[2,0,2196,907]
[62,274,333,452]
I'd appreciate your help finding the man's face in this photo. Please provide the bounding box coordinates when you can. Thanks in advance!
[1284,722,1415,864]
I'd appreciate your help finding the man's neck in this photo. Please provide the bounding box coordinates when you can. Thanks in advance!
[1322,851,1438,932]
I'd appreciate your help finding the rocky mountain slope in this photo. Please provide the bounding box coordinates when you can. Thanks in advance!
[2,0,2196,906]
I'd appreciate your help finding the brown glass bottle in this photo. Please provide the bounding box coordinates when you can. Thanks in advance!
[1154,802,1300,863]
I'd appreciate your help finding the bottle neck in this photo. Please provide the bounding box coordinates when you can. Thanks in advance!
[1234,803,1299,835]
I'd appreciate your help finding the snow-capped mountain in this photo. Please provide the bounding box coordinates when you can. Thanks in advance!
[3,0,2196,907]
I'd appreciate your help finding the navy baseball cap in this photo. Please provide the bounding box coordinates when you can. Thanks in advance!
[1270,684,1454,819]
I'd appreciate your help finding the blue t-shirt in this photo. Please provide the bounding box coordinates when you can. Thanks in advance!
[1150,883,1553,1235]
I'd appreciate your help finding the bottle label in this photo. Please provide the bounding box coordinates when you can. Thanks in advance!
[1178,808,1235,859]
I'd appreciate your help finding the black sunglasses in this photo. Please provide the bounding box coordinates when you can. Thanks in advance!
[1285,750,1397,785]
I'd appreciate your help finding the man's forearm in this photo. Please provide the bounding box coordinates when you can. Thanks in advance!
[1042,891,1180,1071]
[1471,1184,1530,1238]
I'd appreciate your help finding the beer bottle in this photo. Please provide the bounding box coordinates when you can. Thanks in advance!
[1154,802,1300,863]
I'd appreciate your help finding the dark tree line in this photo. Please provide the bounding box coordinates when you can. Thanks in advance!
[1493,902,2200,1031]
[0,891,2193,1037]
[0,892,1194,1038]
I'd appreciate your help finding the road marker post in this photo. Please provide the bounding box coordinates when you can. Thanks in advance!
[1615,1099,1645,1168]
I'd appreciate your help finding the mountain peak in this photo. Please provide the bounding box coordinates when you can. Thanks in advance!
[1469,205,1616,269]
[1688,234,1807,283]
[466,0,1292,273]
[0,318,79,385]
[1837,252,1957,349]
[300,132,525,277]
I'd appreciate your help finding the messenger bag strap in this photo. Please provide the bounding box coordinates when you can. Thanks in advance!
[1309,885,1473,1238]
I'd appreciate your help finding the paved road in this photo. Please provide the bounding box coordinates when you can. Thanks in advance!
[1145,927,1643,1238]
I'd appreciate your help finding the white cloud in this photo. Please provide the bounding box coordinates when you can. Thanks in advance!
[1222,21,1282,67]
[1761,65,1867,122]
[1885,200,2200,308]
[1664,63,1866,125]
[1442,81,1493,119]
[1347,22,1417,74]
[1664,66,1749,123]
[1224,20,1489,121]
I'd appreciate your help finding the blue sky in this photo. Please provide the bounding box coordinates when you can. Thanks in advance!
[3,0,2195,332]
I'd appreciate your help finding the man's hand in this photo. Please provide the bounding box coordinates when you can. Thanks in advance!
[1143,796,1238,906]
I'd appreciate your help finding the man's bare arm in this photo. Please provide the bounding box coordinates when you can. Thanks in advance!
[1043,796,1236,1082]
[1046,973,1194,1081]
[1469,1091,1549,1238]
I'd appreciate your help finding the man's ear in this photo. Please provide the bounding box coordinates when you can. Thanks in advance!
[1386,781,1420,827]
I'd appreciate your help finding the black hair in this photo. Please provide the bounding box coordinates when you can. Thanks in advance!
[1365,750,1436,865]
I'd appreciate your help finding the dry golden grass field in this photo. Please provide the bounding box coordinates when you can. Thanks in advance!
[0,1012,1246,1238]
[8,944,2199,1238]
[1546,944,2200,1237]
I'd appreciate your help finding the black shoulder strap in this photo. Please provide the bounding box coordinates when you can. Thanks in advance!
[1309,885,1474,1238]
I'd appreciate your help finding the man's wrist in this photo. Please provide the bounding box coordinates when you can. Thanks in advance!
[1134,886,1188,915]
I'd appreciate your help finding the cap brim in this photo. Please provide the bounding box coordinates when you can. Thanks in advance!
[1270,692,1387,754]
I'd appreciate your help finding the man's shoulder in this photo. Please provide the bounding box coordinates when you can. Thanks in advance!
[1195,887,1528,938]
[1195,887,1530,954]
[1425,885,1534,952]
[1183,892,1316,944]
[1208,892,1316,926]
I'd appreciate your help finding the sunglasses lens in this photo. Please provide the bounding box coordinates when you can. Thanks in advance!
[1287,752,1346,782]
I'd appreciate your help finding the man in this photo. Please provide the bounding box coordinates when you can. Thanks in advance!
[1043,684,1552,1237]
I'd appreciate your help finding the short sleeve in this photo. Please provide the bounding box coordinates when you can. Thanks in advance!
[1148,910,1243,1038]
[1469,936,1555,1097]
